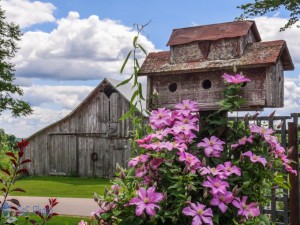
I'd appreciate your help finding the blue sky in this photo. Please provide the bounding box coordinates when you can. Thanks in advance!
[0,0,299,137]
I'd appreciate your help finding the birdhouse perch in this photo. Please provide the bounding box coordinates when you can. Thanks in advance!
[139,20,294,111]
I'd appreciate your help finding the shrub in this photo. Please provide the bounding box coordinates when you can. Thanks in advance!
[85,74,296,225]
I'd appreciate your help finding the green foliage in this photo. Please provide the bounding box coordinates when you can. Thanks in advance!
[118,22,151,154]
[237,0,300,31]
[0,5,32,117]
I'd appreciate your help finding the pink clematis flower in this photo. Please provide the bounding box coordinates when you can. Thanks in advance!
[197,136,225,158]
[232,196,260,219]
[175,132,197,144]
[231,135,253,149]
[243,151,267,166]
[222,73,251,84]
[172,124,197,136]
[78,220,88,225]
[149,108,172,129]
[250,124,274,140]
[199,166,226,179]
[175,100,200,112]
[182,202,213,225]
[128,154,150,167]
[129,187,163,217]
[216,162,241,177]
[202,176,229,195]
[178,152,201,172]
[210,191,234,213]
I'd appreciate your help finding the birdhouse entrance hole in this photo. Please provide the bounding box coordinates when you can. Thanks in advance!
[202,80,211,89]
[168,83,177,92]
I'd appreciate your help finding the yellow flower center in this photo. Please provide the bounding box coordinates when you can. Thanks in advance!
[220,196,225,202]
[214,182,220,187]
[226,167,231,172]
[210,141,215,146]
[253,155,258,160]
[243,204,248,210]
[183,118,189,123]
[144,198,150,203]
[158,113,163,119]
[187,157,191,161]
[197,209,203,215]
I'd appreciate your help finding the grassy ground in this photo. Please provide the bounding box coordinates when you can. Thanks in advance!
[17,214,90,225]
[6,176,110,198]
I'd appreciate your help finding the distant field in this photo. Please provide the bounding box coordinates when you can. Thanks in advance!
[5,176,111,198]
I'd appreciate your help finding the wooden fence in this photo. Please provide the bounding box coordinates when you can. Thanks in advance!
[228,113,300,225]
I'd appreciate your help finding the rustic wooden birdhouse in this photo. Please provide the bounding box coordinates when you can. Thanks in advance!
[139,20,294,111]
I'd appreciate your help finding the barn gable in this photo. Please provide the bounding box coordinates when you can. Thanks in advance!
[25,78,145,177]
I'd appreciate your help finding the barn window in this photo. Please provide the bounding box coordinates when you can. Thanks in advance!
[202,80,211,89]
[100,83,116,98]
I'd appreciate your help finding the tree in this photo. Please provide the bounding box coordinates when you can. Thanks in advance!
[0,4,32,116]
[237,0,300,31]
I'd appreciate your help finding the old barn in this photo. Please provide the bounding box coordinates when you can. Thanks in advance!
[24,78,145,177]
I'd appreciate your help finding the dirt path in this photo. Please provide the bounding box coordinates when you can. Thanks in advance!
[3,196,96,217]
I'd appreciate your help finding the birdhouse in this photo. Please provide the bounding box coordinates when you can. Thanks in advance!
[139,20,294,111]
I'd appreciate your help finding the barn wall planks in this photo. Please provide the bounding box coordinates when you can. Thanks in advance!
[24,82,135,178]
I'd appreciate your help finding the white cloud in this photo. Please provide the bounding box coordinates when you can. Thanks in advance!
[1,0,56,28]
[0,84,94,137]
[22,85,94,109]
[0,107,70,138]
[14,11,157,80]
[254,16,300,65]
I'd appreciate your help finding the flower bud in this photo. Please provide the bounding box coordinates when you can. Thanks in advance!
[232,185,241,197]
[141,212,146,220]
[135,183,140,190]
[111,184,120,195]
[203,189,208,199]
[287,147,294,157]
[116,163,122,173]
[201,158,206,167]
[120,171,126,180]
[149,170,156,180]
[183,165,189,174]
[240,153,244,161]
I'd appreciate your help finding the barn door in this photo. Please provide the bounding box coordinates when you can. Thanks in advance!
[48,135,77,175]
[98,92,120,137]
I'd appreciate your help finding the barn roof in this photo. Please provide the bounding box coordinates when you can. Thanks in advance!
[139,40,294,76]
[166,20,261,46]
[27,78,147,139]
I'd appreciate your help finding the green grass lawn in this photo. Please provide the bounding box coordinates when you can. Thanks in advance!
[17,214,90,225]
[6,176,111,198]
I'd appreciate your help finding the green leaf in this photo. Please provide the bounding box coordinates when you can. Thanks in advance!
[138,44,147,55]
[120,106,135,120]
[133,36,138,47]
[116,74,133,88]
[130,89,139,104]
[120,50,132,74]
[138,83,145,100]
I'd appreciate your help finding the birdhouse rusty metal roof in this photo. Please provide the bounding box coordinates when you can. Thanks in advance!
[166,20,261,46]
[139,40,294,76]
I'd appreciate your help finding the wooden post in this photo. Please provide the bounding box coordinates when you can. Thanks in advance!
[288,121,299,225]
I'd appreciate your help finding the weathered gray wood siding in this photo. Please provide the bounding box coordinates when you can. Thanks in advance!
[148,67,267,110]
[25,88,133,178]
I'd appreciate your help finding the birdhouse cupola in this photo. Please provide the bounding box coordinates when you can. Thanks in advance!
[139,20,294,111]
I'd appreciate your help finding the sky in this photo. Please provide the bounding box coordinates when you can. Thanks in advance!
[0,0,300,138]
